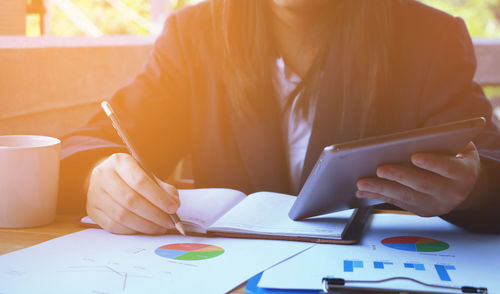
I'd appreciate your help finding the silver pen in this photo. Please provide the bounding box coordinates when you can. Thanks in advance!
[101,101,186,236]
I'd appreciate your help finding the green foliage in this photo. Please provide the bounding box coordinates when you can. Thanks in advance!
[484,86,500,99]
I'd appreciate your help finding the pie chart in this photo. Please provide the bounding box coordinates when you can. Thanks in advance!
[381,236,449,252]
[155,243,224,260]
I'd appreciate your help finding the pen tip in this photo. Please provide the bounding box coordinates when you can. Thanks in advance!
[175,223,186,236]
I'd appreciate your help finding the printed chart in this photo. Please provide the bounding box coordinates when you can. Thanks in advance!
[382,236,449,252]
[155,243,224,261]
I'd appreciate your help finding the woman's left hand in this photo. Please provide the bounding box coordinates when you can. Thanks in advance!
[356,142,481,217]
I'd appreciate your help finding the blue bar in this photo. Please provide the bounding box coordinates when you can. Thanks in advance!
[374,261,393,269]
[435,264,455,281]
[344,260,353,272]
[344,260,363,272]
[415,264,425,271]
[405,263,425,271]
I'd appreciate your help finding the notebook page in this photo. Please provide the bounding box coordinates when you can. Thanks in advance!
[208,192,354,239]
[176,188,247,234]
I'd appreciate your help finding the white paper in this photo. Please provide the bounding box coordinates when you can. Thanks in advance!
[0,229,312,294]
[209,192,354,239]
[176,188,247,233]
[259,214,500,293]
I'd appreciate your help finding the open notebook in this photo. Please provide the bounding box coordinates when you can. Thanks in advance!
[81,189,371,244]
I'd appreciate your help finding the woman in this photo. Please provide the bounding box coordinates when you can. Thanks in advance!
[59,0,500,234]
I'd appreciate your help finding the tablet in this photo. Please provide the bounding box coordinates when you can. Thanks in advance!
[288,117,486,220]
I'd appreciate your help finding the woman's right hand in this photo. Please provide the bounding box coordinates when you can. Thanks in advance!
[86,153,180,235]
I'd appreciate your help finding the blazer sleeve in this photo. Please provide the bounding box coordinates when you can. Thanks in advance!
[417,17,500,233]
[58,13,192,213]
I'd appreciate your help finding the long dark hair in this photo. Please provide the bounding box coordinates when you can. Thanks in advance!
[211,0,394,137]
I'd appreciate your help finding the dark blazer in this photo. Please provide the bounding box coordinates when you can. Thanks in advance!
[59,1,500,232]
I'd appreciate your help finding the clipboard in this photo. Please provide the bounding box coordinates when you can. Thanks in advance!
[245,272,488,294]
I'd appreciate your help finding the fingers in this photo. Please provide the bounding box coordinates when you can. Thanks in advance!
[356,178,441,216]
[88,185,169,235]
[411,142,479,180]
[103,170,175,230]
[357,177,430,207]
[356,190,432,216]
[374,164,456,198]
[87,153,181,235]
[112,154,180,214]
[156,179,181,205]
[356,142,481,217]
[88,206,137,235]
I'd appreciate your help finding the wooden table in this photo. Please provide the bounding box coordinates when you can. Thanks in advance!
[0,214,84,255]
[0,214,247,293]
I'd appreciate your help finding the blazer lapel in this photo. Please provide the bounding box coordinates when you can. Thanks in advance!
[299,48,364,188]
[226,93,291,194]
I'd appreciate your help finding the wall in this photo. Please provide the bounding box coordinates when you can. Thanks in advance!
[0,36,154,138]
[0,1,26,35]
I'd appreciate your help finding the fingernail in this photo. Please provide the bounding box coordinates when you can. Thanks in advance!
[356,190,364,198]
[358,181,377,192]
[167,205,178,214]
[376,166,392,178]
[412,155,425,166]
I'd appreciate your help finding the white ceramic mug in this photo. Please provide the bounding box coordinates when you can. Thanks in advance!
[0,135,61,228]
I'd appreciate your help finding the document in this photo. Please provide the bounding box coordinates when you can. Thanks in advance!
[258,214,500,293]
[0,229,312,294]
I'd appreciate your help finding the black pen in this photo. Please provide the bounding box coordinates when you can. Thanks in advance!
[101,101,186,236]
[322,277,488,293]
